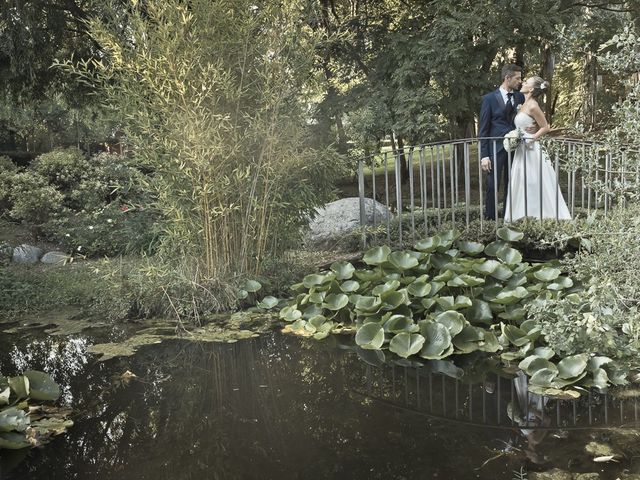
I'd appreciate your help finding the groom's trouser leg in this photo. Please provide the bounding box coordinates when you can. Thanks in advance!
[484,150,508,220]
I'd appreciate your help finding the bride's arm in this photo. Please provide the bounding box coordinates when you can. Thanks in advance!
[528,102,550,141]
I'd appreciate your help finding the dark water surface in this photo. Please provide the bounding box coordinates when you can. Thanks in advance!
[1,326,639,480]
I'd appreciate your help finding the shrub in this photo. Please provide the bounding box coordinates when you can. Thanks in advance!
[30,148,88,193]
[9,172,64,225]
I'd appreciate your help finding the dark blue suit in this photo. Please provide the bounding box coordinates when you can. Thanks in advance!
[479,89,525,220]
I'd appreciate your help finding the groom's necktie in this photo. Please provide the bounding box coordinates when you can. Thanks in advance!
[505,92,514,116]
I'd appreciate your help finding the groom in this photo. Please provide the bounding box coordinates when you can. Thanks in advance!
[479,64,525,220]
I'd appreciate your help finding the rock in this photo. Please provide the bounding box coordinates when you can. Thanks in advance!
[530,469,573,480]
[41,251,69,265]
[305,197,392,249]
[575,474,600,480]
[12,244,43,264]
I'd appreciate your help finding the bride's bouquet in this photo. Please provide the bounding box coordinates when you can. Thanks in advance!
[503,128,523,153]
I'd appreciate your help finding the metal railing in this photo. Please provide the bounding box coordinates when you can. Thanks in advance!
[357,136,639,246]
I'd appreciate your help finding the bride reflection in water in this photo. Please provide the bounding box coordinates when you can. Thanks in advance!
[505,76,572,222]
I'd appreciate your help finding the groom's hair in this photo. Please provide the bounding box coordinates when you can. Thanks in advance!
[501,64,522,80]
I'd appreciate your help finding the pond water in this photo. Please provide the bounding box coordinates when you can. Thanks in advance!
[1,323,639,480]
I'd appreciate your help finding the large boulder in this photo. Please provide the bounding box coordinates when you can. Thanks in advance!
[305,197,391,249]
[12,244,43,264]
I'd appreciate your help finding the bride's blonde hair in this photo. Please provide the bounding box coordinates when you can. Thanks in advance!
[528,76,550,98]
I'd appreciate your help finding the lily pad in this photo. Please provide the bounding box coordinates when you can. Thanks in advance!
[434,311,466,336]
[419,322,453,359]
[389,333,425,358]
[363,246,391,265]
[496,226,524,242]
[323,293,349,311]
[331,261,355,280]
[23,371,60,402]
[355,323,385,350]
[533,267,561,282]
[456,240,484,256]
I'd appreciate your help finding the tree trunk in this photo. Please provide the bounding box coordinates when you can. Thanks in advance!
[540,43,555,123]
[395,134,409,183]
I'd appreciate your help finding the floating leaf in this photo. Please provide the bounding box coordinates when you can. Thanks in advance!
[384,315,418,334]
[533,347,555,360]
[389,333,425,358]
[419,322,453,359]
[380,289,409,310]
[456,241,484,256]
[323,293,349,311]
[465,299,493,324]
[339,280,360,293]
[453,326,484,353]
[354,296,382,313]
[363,246,391,265]
[479,331,501,352]
[490,264,514,281]
[533,267,561,282]
[0,431,30,450]
[0,387,9,406]
[497,247,523,265]
[243,279,262,293]
[354,269,383,282]
[0,408,30,433]
[372,280,400,295]
[388,251,419,270]
[496,226,524,242]
[355,323,385,350]
[472,259,501,275]
[407,281,432,298]
[457,274,485,287]
[529,368,559,386]
[557,353,588,379]
[415,236,439,252]
[548,276,574,291]
[24,371,61,402]
[8,376,29,400]
[485,240,508,256]
[302,274,329,289]
[331,261,355,280]
[434,311,466,336]
[279,305,302,322]
[257,296,279,310]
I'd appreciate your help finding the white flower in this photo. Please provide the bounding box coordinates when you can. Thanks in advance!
[77,246,83,251]
[106,219,113,224]
[88,226,94,230]
[65,233,70,237]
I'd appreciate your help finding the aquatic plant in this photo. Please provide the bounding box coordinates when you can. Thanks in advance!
[280,226,630,395]
[0,370,72,449]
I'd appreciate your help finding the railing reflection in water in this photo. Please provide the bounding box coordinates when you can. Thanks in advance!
[357,137,639,246]
[354,362,640,431]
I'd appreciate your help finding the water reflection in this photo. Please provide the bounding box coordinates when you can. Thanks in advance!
[0,333,638,479]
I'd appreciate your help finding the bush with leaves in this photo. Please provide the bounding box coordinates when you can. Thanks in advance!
[9,172,64,226]
[280,225,633,395]
[527,204,640,365]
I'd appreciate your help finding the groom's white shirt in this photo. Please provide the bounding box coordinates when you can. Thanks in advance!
[499,86,514,106]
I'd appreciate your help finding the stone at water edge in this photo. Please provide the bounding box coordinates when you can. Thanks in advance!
[41,251,70,265]
[305,197,392,248]
[12,244,43,264]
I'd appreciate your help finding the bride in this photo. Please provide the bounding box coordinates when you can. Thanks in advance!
[504,76,571,222]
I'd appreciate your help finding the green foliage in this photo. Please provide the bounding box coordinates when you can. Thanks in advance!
[2,148,157,256]
[9,172,64,225]
[62,0,345,281]
[0,262,100,316]
[281,224,636,393]
[527,204,640,365]
[0,371,72,450]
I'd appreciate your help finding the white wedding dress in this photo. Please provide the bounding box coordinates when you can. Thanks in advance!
[504,112,572,222]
